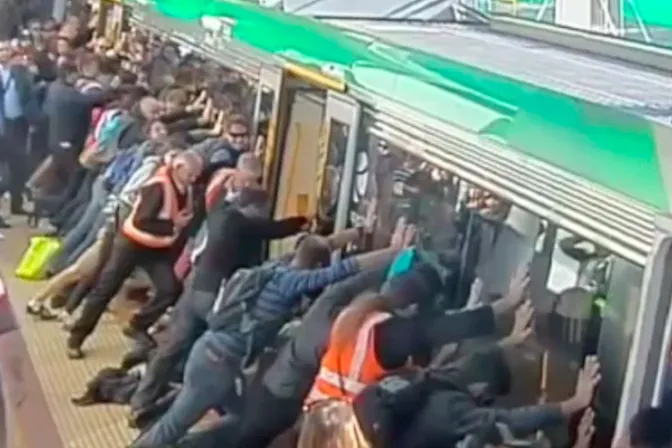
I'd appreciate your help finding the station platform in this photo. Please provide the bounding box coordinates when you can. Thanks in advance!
[0,219,135,447]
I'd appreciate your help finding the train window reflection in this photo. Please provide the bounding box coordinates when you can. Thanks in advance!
[316,120,350,234]
[350,126,644,441]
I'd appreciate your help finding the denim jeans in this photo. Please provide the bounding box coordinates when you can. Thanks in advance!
[131,331,239,447]
[174,415,240,448]
[130,283,216,412]
[63,212,107,269]
[60,176,106,251]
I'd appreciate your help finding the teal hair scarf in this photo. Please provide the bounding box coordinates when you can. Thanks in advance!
[386,247,417,279]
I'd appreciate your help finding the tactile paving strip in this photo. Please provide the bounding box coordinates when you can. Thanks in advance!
[0,223,136,447]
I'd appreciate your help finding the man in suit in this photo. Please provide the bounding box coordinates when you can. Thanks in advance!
[0,39,41,224]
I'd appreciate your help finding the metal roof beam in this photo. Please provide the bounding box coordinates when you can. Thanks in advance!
[490,15,672,72]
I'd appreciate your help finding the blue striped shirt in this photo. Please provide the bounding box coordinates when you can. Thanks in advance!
[211,257,361,360]
[1,67,22,120]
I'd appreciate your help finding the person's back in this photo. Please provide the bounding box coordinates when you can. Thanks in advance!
[191,187,306,295]
[45,69,97,152]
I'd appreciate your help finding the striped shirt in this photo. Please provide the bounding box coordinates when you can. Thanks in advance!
[211,257,360,361]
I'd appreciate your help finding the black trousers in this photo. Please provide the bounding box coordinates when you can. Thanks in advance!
[231,386,302,448]
[0,117,28,213]
[68,234,181,349]
[130,285,215,412]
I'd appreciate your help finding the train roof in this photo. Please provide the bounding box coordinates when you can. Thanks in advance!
[138,0,672,212]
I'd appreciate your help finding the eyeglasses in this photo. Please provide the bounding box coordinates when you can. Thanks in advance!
[229,132,249,139]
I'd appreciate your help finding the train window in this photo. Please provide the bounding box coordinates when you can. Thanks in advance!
[316,120,350,234]
[254,85,275,163]
[348,128,644,442]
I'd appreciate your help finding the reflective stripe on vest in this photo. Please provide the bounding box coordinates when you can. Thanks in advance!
[306,311,391,404]
[121,166,187,248]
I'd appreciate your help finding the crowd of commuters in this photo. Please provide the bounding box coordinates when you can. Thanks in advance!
[1,7,671,448]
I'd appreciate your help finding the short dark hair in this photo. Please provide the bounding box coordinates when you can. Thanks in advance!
[228,114,248,130]
[294,234,331,268]
[630,407,672,448]
[163,88,189,107]
[56,60,78,81]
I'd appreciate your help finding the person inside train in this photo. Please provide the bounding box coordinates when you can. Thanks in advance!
[129,159,309,426]
[66,150,203,359]
[129,218,416,447]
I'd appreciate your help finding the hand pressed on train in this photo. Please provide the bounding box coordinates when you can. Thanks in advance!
[390,217,416,250]
[299,216,312,231]
[363,197,378,233]
[502,264,531,311]
[562,356,601,415]
[500,300,534,347]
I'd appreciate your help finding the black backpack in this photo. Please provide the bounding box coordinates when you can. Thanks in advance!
[207,262,280,334]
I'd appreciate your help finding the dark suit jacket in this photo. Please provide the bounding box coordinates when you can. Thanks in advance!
[43,80,112,152]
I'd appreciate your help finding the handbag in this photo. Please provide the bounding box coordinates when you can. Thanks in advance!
[15,236,62,281]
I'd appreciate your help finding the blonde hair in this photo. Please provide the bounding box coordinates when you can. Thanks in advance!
[297,399,371,448]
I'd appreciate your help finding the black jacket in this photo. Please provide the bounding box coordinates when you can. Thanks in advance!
[43,80,112,152]
[355,349,565,448]
[191,202,306,295]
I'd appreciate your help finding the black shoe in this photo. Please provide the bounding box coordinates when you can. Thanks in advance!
[26,302,41,316]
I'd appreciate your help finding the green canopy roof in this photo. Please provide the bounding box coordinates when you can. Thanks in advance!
[143,0,670,212]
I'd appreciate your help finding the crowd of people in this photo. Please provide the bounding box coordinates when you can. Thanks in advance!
[1,8,671,448]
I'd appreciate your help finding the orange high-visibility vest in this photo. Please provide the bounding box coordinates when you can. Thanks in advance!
[122,166,192,249]
[306,310,391,405]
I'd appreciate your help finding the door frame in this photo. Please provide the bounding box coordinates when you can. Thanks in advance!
[614,214,672,443]
[254,65,285,193]
[322,91,362,234]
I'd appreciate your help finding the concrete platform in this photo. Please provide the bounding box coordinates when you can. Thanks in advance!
[0,218,136,447]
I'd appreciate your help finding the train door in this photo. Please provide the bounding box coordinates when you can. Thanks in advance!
[318,91,361,235]
[265,66,351,257]
[254,66,284,188]
[614,217,672,441]
[268,78,326,256]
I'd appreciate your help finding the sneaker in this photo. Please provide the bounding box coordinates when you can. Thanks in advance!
[38,306,59,321]
[26,301,42,316]
[66,346,84,360]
